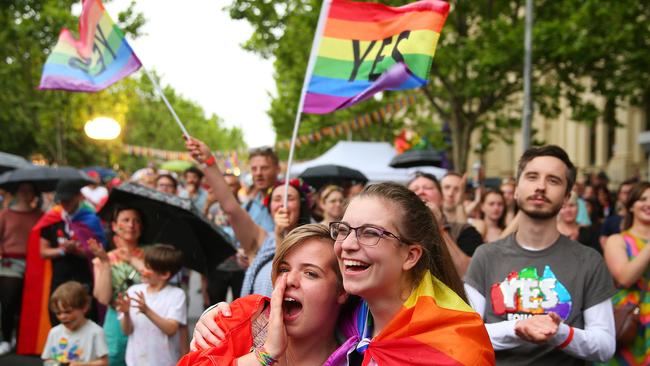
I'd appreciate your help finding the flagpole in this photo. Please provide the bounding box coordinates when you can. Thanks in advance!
[141,65,191,139]
[283,0,332,207]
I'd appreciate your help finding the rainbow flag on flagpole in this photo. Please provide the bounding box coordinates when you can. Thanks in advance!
[303,0,449,114]
[39,0,141,92]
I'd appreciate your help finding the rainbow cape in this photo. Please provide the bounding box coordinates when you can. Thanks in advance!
[356,272,494,365]
[17,203,106,355]
[303,0,449,114]
[38,0,141,92]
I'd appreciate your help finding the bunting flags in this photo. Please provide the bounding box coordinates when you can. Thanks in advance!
[122,145,242,172]
[303,0,449,114]
[39,0,141,92]
[276,91,421,150]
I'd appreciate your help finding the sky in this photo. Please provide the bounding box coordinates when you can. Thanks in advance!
[102,0,276,147]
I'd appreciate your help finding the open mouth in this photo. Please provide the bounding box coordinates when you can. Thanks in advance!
[283,297,303,320]
[343,259,370,273]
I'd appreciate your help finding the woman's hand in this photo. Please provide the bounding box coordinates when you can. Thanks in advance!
[263,273,288,360]
[274,207,290,237]
[190,302,232,351]
[88,238,109,263]
[185,137,212,164]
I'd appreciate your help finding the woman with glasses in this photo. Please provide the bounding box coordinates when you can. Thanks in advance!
[192,183,494,365]
[89,206,145,366]
[320,185,345,226]
[185,137,311,298]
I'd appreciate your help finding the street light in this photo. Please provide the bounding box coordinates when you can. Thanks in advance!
[84,117,121,140]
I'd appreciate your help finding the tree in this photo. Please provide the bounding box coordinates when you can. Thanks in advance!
[229,0,650,172]
[0,1,244,170]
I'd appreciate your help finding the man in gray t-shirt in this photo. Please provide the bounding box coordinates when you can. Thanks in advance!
[465,145,616,365]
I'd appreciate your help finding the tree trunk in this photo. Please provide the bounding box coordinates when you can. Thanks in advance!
[448,113,474,174]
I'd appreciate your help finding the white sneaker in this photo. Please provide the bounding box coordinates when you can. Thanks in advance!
[0,341,10,355]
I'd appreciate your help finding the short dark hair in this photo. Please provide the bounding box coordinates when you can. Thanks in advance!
[407,171,442,193]
[144,244,184,277]
[50,281,90,312]
[516,145,576,195]
[156,174,178,189]
[248,146,279,166]
[183,166,204,180]
[442,171,463,180]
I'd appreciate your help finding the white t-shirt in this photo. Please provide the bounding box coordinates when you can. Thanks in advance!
[42,320,108,363]
[125,283,187,366]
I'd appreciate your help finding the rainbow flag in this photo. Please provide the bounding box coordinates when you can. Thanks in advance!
[39,0,141,92]
[359,272,495,365]
[303,0,449,114]
[17,203,106,355]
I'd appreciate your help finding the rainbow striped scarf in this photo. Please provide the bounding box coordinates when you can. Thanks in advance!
[39,0,141,92]
[304,0,449,114]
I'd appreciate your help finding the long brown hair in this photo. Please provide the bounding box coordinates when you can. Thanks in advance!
[480,189,507,230]
[357,183,467,302]
[623,181,650,230]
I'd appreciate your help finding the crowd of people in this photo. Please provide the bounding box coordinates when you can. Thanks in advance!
[0,141,648,365]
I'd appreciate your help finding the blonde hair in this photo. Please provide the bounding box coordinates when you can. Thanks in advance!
[271,224,341,289]
[320,185,344,204]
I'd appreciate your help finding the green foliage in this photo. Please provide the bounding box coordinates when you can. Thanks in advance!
[229,0,649,172]
[0,0,244,172]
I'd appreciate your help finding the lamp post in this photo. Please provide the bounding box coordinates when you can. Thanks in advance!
[84,117,121,166]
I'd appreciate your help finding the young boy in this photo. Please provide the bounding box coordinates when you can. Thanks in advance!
[116,244,187,366]
[42,281,108,366]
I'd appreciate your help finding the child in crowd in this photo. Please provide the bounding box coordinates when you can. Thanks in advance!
[116,244,186,366]
[42,281,108,366]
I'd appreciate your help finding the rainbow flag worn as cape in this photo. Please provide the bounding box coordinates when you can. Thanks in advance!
[17,203,106,355]
[303,0,449,114]
[356,272,495,365]
[38,0,141,92]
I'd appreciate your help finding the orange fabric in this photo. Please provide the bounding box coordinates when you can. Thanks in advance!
[16,207,63,355]
[363,273,494,365]
[177,295,269,366]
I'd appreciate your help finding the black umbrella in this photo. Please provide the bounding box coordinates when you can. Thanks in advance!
[0,151,32,174]
[0,166,94,192]
[299,164,368,190]
[98,182,236,275]
[389,149,443,168]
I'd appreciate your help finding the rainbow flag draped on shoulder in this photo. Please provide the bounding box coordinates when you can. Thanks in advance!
[39,0,141,92]
[351,272,495,365]
[303,0,449,114]
[17,203,106,355]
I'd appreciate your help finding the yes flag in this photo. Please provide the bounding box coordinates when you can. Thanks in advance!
[39,0,141,92]
[303,0,450,114]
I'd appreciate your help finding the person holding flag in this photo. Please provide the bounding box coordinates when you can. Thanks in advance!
[18,180,106,355]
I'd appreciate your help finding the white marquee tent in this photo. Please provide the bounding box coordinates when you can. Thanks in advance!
[289,141,446,184]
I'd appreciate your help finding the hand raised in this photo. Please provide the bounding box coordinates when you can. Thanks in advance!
[263,273,288,360]
[185,137,212,163]
[88,238,109,262]
[114,292,131,314]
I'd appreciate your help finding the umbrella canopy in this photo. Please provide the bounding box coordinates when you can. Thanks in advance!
[299,164,368,190]
[0,151,32,174]
[159,160,194,173]
[389,149,444,168]
[83,166,117,182]
[99,182,235,274]
[0,166,94,192]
